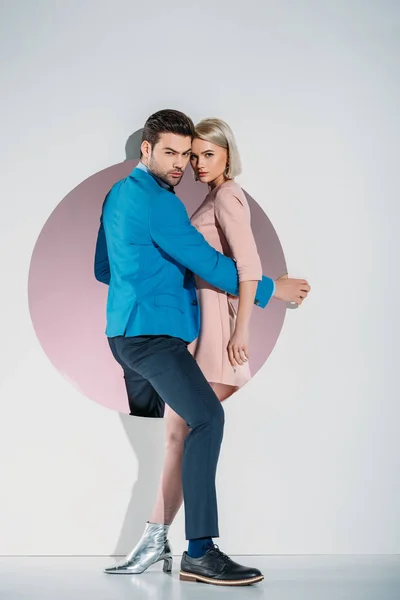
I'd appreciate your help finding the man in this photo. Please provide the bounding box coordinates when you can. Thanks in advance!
[94,109,310,586]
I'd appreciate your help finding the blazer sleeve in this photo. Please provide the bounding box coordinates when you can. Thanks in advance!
[94,215,111,285]
[214,186,262,282]
[149,190,275,307]
[149,190,239,295]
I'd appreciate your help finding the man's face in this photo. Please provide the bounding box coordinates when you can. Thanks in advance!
[141,133,192,187]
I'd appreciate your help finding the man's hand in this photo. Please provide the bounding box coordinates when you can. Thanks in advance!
[274,273,311,305]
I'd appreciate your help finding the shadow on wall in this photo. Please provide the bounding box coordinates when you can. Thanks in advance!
[125,129,143,160]
[111,413,168,557]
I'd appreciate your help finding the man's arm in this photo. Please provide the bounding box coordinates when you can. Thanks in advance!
[149,191,275,308]
[94,216,111,285]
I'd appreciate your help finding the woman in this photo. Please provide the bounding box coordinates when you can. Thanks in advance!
[107,118,263,573]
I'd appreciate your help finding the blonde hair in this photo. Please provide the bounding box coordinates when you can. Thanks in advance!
[194,118,242,179]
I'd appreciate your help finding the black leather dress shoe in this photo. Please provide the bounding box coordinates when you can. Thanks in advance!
[179,545,264,586]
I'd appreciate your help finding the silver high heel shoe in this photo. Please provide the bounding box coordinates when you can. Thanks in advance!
[104,522,173,575]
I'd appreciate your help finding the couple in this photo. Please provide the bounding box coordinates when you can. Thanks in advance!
[94,109,310,586]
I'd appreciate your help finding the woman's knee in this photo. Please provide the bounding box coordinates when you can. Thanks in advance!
[165,416,189,451]
[166,429,187,450]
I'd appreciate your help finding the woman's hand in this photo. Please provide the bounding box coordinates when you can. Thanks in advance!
[227,325,250,367]
[274,272,310,304]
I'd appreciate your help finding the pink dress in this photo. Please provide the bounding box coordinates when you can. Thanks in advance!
[187,180,262,387]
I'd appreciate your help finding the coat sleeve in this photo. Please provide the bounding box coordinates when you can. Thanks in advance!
[94,215,111,285]
[214,186,262,282]
[149,190,239,295]
[149,190,275,307]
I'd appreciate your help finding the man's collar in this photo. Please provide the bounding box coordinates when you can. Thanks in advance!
[136,161,175,193]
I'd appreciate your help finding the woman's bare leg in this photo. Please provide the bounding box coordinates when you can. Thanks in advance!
[148,383,238,525]
[148,406,189,524]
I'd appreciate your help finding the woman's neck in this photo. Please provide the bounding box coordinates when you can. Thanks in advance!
[208,173,228,192]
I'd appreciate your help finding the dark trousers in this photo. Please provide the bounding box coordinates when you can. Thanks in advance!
[108,336,166,418]
[108,334,225,540]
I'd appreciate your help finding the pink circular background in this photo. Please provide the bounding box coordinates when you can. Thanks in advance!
[28,160,287,414]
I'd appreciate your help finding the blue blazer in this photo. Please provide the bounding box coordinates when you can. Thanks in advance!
[95,166,275,343]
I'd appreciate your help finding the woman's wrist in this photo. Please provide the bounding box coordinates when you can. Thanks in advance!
[235,319,250,332]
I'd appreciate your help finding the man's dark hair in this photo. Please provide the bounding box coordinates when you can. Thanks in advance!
[142,109,195,148]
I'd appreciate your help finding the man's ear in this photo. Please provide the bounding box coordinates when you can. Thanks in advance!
[140,140,151,158]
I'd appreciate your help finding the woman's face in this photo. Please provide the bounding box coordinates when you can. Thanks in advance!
[190,138,228,185]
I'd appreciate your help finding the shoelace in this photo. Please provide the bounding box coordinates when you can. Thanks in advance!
[206,544,231,565]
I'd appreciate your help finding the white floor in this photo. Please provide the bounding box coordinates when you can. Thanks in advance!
[1,555,399,600]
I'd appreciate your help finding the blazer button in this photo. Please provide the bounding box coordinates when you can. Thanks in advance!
[255,298,260,306]
[191,299,198,306]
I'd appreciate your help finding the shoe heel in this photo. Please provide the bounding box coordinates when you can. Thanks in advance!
[163,556,173,573]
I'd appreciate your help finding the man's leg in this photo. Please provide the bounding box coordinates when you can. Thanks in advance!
[112,334,224,540]
[108,337,165,418]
